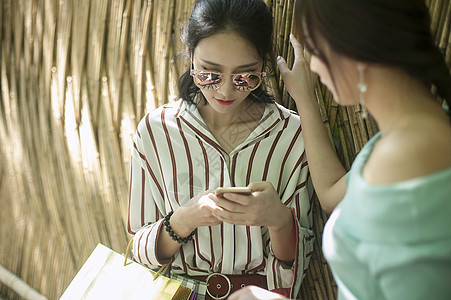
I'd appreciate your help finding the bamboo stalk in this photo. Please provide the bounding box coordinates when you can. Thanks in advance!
[115,0,132,130]
[12,0,24,75]
[2,1,11,74]
[161,0,176,106]
[429,0,443,38]
[23,0,33,81]
[437,0,451,56]
[43,0,56,101]
[86,0,108,130]
[70,0,90,125]
[56,0,72,120]
[0,265,48,300]
[0,2,2,65]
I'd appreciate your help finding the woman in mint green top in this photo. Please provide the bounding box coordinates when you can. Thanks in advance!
[323,133,451,299]
[229,0,451,299]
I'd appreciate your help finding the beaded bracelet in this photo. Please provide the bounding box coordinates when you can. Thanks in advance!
[163,211,195,244]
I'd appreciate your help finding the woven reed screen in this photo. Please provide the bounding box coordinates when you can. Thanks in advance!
[0,0,449,299]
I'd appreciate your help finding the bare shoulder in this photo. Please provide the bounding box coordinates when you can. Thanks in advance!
[363,110,451,185]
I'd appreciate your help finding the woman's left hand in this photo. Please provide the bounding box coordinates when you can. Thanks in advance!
[209,182,290,230]
[277,34,317,105]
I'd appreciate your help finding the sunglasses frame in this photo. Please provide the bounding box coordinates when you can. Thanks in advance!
[189,63,266,92]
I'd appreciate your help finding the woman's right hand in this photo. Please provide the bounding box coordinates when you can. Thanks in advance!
[173,191,222,234]
[190,192,223,227]
[156,191,222,261]
[277,34,317,106]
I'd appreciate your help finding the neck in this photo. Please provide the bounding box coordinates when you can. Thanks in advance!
[199,106,236,130]
[363,66,436,136]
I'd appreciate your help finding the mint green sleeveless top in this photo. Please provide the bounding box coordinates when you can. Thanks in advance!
[323,133,451,299]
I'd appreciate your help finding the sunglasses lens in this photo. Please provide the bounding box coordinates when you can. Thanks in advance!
[191,70,263,92]
[193,72,222,90]
[233,74,262,91]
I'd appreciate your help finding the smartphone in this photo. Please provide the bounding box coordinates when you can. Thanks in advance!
[215,187,252,196]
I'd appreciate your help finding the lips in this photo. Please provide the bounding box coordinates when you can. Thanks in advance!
[215,98,235,106]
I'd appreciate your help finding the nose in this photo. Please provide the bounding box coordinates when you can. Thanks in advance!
[217,75,236,97]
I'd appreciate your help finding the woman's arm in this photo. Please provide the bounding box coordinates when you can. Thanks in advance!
[155,196,222,260]
[277,34,347,213]
[128,118,222,263]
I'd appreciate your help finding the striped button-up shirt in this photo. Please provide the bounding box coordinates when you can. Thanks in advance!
[127,99,314,296]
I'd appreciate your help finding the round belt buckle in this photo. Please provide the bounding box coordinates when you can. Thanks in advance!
[206,272,232,300]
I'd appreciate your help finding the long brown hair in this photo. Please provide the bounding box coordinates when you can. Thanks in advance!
[295,0,451,115]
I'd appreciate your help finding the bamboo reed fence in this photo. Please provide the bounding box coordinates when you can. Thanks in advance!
[0,0,449,299]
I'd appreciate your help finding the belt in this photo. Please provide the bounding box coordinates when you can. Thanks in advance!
[190,273,267,300]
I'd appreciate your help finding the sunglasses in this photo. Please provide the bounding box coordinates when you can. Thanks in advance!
[190,65,266,92]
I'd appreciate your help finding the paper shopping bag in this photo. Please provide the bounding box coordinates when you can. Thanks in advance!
[60,243,192,300]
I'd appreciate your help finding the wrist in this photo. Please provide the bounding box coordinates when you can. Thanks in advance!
[163,210,196,244]
[293,94,319,110]
[268,206,293,233]
[170,208,197,237]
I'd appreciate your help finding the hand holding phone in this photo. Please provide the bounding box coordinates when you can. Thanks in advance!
[215,187,252,197]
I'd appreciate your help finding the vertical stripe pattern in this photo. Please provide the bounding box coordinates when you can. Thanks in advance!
[127,100,314,297]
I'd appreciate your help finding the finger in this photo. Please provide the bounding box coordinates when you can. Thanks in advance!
[223,192,248,203]
[199,195,223,210]
[247,181,271,192]
[213,210,247,225]
[290,33,304,59]
[218,192,252,205]
[276,55,290,75]
[213,196,248,213]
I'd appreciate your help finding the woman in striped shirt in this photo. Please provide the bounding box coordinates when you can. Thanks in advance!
[127,0,314,298]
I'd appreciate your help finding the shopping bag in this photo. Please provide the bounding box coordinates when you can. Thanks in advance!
[59,242,193,300]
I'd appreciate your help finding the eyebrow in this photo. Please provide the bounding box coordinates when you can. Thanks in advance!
[199,59,260,69]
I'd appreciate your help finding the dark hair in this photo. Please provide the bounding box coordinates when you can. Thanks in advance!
[179,0,274,104]
[295,0,451,111]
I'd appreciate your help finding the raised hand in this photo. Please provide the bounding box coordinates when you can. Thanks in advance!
[277,34,317,105]
[277,34,347,214]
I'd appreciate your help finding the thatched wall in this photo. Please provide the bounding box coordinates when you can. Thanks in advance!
[0,0,449,299]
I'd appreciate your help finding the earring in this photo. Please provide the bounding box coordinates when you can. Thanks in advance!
[357,64,368,119]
